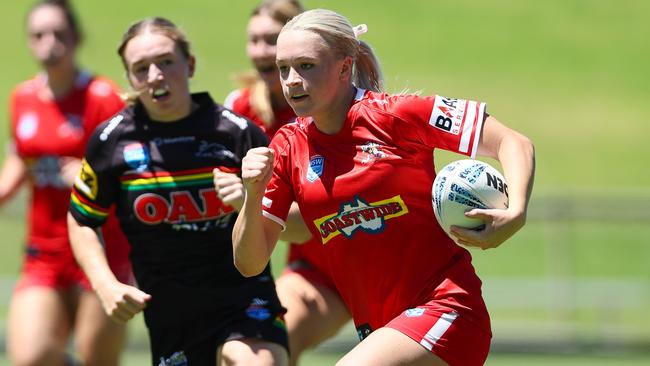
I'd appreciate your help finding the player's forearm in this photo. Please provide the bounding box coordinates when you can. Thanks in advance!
[232,194,275,277]
[67,213,119,290]
[497,131,535,216]
[279,202,312,243]
[0,152,27,205]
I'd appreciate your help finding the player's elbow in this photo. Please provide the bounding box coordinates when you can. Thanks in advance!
[233,258,265,278]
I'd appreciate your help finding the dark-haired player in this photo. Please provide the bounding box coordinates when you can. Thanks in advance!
[67,17,288,365]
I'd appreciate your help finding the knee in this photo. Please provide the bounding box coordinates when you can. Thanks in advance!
[220,339,288,366]
[9,347,62,366]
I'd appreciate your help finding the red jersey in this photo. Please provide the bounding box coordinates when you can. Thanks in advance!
[225,87,333,286]
[262,89,488,331]
[225,88,296,138]
[10,72,125,252]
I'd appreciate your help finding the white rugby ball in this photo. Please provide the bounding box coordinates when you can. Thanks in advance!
[432,159,509,235]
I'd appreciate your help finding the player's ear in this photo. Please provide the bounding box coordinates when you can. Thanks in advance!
[187,55,196,78]
[339,56,353,81]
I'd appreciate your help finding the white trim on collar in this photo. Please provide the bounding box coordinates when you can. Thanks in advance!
[354,87,367,101]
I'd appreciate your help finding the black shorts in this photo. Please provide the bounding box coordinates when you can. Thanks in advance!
[143,274,288,365]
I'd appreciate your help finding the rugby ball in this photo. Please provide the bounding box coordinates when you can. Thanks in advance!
[432,159,509,235]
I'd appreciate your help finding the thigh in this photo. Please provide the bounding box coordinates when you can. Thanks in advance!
[387,306,491,366]
[7,286,73,365]
[74,290,127,366]
[336,327,447,366]
[275,272,350,351]
[218,338,288,366]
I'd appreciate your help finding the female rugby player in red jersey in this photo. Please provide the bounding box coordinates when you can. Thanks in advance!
[221,1,350,365]
[67,17,288,365]
[226,8,535,366]
[0,1,132,365]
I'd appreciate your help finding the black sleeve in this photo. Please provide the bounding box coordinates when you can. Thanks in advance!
[69,114,123,228]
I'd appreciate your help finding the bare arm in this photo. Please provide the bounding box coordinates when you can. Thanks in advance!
[451,115,535,249]
[228,147,283,276]
[67,213,150,323]
[280,202,312,243]
[0,150,27,206]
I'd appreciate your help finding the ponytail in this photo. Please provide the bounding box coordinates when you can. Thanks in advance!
[354,41,383,92]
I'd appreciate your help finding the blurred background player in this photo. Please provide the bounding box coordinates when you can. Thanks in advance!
[0,0,132,365]
[222,1,350,364]
[67,17,288,365]
[225,8,535,366]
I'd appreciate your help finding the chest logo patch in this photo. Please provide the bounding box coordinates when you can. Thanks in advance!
[123,142,150,172]
[17,112,38,140]
[313,195,409,244]
[306,155,324,182]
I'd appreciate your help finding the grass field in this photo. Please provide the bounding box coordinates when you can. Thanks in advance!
[1,0,649,364]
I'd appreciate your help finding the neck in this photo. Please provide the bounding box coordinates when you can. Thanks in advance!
[43,62,78,99]
[313,85,356,135]
[149,97,197,123]
[270,90,289,110]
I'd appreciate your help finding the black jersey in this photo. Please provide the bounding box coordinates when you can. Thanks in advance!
[70,92,270,291]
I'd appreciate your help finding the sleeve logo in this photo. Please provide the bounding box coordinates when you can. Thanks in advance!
[74,159,98,199]
[428,96,466,135]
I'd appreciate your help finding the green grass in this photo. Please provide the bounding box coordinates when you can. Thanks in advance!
[1,0,649,364]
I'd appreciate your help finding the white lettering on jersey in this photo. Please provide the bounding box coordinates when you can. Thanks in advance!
[428,96,465,135]
[99,114,124,141]
[222,110,248,130]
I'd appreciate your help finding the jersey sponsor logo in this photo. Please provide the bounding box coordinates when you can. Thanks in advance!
[307,155,324,182]
[313,195,409,244]
[28,156,66,188]
[245,298,272,321]
[194,140,236,160]
[16,112,38,140]
[429,96,465,135]
[74,159,99,199]
[157,350,188,366]
[123,142,150,172]
[152,136,195,146]
[405,308,425,317]
[360,141,386,164]
[221,109,248,130]
[99,115,124,141]
[133,188,234,225]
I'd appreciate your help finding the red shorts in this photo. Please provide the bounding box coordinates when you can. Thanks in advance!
[387,303,491,366]
[15,239,133,293]
[381,251,492,366]
[15,245,90,292]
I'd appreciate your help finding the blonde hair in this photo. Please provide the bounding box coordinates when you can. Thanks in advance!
[282,8,384,92]
[117,17,192,103]
[234,0,304,127]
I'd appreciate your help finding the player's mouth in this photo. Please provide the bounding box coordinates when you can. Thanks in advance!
[290,92,309,102]
[150,86,170,101]
[256,63,277,74]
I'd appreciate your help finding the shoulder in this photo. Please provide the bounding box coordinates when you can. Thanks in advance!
[353,89,432,116]
[10,76,42,100]
[91,107,134,145]
[83,74,122,100]
[223,88,250,110]
[269,118,307,154]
